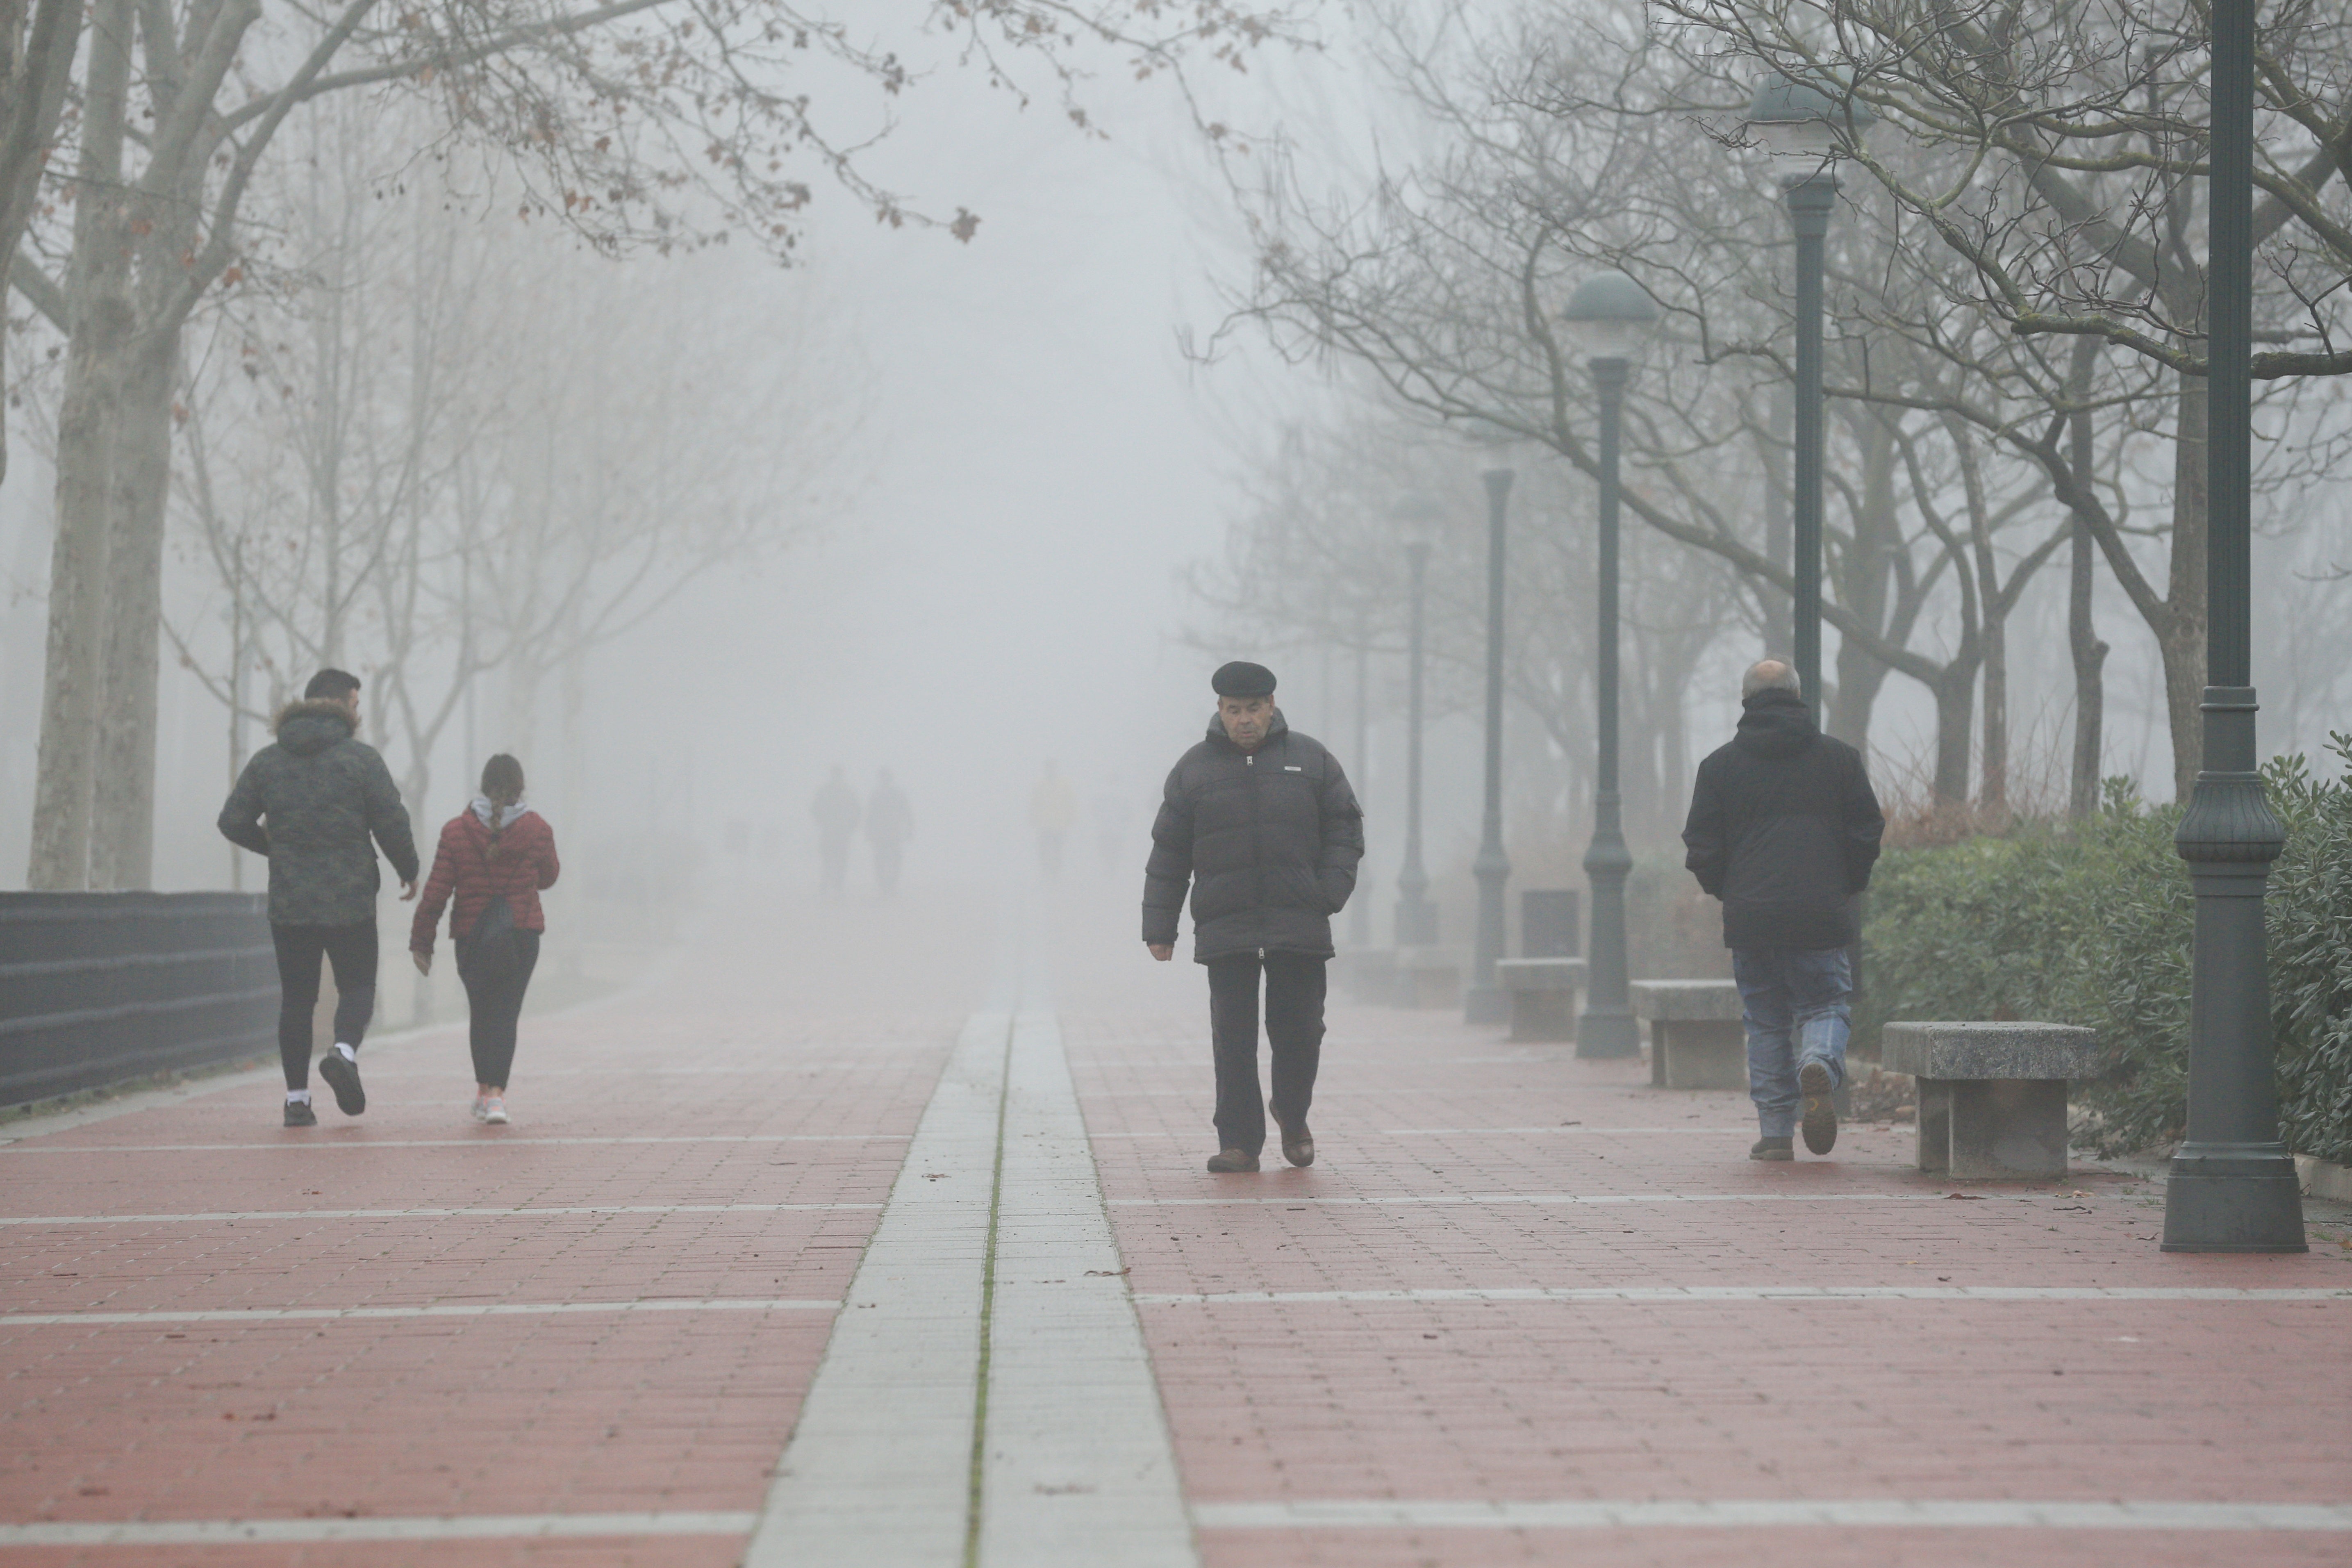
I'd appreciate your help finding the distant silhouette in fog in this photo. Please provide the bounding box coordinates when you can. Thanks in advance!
[1029,759,1079,881]
[812,765,861,896]
[866,769,914,895]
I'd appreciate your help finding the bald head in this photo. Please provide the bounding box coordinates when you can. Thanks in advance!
[1742,659,1801,701]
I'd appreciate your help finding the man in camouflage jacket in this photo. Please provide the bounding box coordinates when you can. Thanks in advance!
[219,669,419,1126]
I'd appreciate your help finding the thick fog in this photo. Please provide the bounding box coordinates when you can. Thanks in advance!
[4,0,2350,972]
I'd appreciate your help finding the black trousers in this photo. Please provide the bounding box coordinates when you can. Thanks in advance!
[272,920,378,1090]
[463,930,542,1089]
[1206,950,1327,1156]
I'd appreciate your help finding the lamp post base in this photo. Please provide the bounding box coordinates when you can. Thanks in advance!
[2161,1141,2308,1253]
[1463,985,1508,1026]
[1576,1005,1640,1060]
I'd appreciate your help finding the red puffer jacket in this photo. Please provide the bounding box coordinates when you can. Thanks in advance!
[410,807,560,957]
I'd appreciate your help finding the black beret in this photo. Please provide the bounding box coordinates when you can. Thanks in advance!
[1212,661,1278,698]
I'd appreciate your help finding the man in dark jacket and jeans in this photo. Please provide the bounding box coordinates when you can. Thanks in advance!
[1682,660,1885,1161]
[1144,661,1364,1173]
[219,669,419,1127]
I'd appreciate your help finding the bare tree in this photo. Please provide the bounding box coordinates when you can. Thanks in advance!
[17,0,1308,890]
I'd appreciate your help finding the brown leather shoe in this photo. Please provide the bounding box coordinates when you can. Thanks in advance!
[1206,1148,1260,1173]
[1279,1128,1315,1167]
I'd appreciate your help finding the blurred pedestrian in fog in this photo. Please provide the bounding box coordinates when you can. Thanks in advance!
[866,769,914,895]
[412,754,560,1126]
[812,765,861,896]
[1144,662,1363,1174]
[1682,660,1883,1162]
[1029,760,1079,881]
[218,668,418,1128]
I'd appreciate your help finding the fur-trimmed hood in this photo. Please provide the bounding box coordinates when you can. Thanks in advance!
[274,699,357,757]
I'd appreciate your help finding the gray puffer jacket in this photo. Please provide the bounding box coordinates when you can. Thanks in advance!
[1142,712,1364,963]
[218,701,419,926]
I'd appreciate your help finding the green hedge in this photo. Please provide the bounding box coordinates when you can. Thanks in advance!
[1859,736,2352,1163]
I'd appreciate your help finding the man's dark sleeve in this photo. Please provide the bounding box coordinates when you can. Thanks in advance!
[1841,751,1886,893]
[364,751,421,885]
[1681,758,1727,897]
[1316,752,1366,914]
[1141,766,1193,947]
[218,755,270,858]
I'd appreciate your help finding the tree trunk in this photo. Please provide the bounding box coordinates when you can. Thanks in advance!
[1932,659,1978,809]
[2066,340,2109,819]
[1823,413,1898,753]
[2161,372,2209,800]
[24,0,132,890]
[88,335,175,888]
[1979,614,2006,812]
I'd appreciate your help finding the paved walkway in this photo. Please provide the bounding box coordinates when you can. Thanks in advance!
[2,887,2346,1565]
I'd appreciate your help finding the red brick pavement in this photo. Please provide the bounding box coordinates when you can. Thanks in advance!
[1,888,982,1566]
[1048,900,2352,1568]
[4,883,2347,1567]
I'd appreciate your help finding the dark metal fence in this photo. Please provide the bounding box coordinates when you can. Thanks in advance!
[0,892,277,1108]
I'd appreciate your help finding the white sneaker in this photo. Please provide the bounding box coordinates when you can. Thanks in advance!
[482,1097,510,1125]
[470,1097,490,1123]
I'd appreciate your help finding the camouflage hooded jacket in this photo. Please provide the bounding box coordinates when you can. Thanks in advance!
[218,701,420,926]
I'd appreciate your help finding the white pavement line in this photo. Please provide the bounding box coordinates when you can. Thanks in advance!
[1,1298,839,1327]
[1114,1192,1965,1208]
[1189,1499,2352,1532]
[1137,1286,2352,1306]
[1381,1127,1785,1135]
[0,1133,908,1154]
[0,1202,880,1225]
[745,1013,1008,1567]
[981,1012,1195,1568]
[0,1512,760,1546]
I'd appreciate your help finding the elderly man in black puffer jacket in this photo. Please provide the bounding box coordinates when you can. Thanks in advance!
[1144,661,1364,1173]
[1683,659,1885,1162]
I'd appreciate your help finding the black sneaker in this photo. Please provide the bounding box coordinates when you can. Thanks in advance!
[317,1051,366,1116]
[283,1099,318,1128]
[1799,1061,1838,1154]
[1749,1135,1792,1161]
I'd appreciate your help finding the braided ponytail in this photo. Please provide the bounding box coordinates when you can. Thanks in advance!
[480,754,525,850]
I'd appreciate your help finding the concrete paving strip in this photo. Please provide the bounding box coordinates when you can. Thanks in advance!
[746,1010,1196,1568]
[1137,1285,2352,1305]
[0,1513,760,1545]
[1190,1499,2352,1531]
[0,1202,882,1224]
[745,1013,1007,1566]
[980,1012,1195,1567]
[1115,1192,1976,1207]
[0,1133,909,1153]
[1,1297,840,1326]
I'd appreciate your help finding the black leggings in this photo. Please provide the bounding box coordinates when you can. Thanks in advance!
[273,921,378,1090]
[464,930,541,1089]
[1205,950,1328,1156]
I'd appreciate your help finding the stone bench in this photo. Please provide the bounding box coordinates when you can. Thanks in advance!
[1881,1022,2102,1179]
[1630,981,1746,1090]
[1495,958,1585,1042]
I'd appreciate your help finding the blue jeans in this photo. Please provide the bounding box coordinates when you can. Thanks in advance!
[1732,947,1852,1139]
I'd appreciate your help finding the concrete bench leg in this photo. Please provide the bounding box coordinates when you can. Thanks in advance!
[1648,1021,1666,1086]
[1916,1077,2070,1178]
[1662,1020,1748,1091]
[1509,990,1576,1043]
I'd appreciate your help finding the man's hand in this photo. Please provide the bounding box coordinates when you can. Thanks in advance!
[1147,943,1174,962]
[411,949,432,976]
[399,879,419,902]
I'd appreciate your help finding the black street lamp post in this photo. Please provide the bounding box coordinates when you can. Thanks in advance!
[1350,601,1374,949]
[1559,271,1658,1060]
[1394,522,1439,949]
[2163,0,2306,1252]
[1465,468,1514,1024]
[1744,77,1873,722]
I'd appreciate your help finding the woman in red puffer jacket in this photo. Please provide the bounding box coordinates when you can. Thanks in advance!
[410,755,560,1124]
